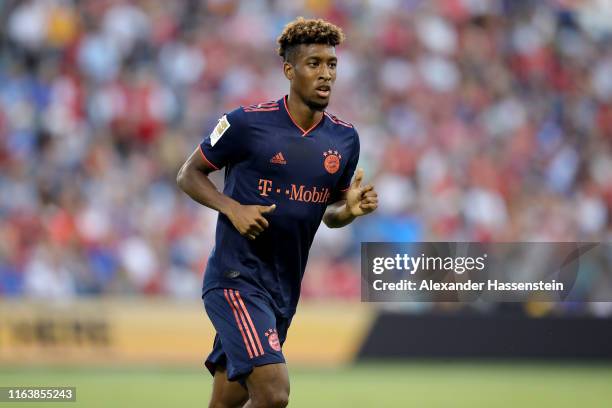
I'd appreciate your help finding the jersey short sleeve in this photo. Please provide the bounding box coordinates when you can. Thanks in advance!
[337,129,360,191]
[199,108,248,170]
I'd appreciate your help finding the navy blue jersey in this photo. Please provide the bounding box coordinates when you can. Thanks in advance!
[199,96,359,317]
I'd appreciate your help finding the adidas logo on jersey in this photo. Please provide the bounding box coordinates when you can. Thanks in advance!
[270,152,287,165]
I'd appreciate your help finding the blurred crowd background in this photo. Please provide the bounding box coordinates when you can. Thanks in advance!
[1,0,611,310]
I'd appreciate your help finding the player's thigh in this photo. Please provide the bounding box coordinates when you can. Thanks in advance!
[209,366,249,408]
[245,363,290,407]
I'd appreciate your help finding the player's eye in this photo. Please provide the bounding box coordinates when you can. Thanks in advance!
[308,62,319,68]
[329,63,337,69]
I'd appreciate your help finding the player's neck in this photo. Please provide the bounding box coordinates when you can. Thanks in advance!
[286,94,323,131]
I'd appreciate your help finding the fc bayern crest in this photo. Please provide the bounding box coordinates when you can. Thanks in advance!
[323,150,341,174]
[265,328,281,352]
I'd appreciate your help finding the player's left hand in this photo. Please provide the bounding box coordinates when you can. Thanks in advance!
[346,168,378,217]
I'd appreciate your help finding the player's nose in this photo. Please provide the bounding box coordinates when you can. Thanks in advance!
[320,65,332,81]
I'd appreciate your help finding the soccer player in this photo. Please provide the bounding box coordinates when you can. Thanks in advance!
[177,17,378,408]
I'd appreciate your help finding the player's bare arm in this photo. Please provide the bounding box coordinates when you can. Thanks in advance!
[176,149,275,240]
[323,168,378,228]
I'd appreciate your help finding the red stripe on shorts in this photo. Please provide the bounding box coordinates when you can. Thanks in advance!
[228,289,261,357]
[224,289,255,358]
[234,290,265,356]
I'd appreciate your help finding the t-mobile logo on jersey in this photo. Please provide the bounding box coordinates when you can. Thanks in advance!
[258,179,273,196]
[258,178,330,203]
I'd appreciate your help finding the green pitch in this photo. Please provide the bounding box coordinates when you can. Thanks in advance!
[1,362,612,407]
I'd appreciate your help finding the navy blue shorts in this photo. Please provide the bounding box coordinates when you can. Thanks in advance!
[203,288,291,383]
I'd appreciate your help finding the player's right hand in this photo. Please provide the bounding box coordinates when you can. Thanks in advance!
[227,204,276,240]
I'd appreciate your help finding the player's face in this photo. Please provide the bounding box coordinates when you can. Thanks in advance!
[287,44,337,111]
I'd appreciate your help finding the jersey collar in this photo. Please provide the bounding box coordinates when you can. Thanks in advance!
[281,95,325,137]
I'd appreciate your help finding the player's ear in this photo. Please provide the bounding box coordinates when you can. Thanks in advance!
[283,61,294,80]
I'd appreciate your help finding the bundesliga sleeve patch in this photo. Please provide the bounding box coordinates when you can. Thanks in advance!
[210,115,231,147]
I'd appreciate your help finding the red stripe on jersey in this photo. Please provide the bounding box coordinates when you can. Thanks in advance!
[324,112,353,128]
[257,102,279,107]
[199,145,220,170]
[244,101,279,110]
[243,107,279,112]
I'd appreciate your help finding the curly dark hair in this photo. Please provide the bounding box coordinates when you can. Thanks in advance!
[277,17,345,62]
